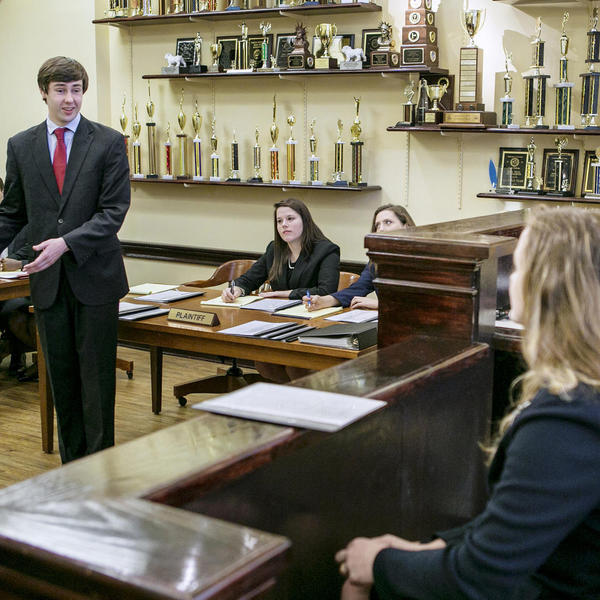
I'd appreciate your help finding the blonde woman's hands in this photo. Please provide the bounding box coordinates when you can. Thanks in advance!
[349,296,378,310]
[302,294,339,311]
[221,286,243,302]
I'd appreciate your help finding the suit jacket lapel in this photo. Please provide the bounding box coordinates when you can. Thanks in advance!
[59,116,93,212]
[32,122,61,207]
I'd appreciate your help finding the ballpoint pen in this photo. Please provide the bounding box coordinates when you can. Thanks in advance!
[229,280,235,296]
[306,290,311,308]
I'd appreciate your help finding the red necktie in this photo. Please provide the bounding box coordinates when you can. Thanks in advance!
[53,127,67,194]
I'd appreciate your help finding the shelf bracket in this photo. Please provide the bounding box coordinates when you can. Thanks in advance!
[278,74,304,84]
[188,15,209,22]
[380,72,404,79]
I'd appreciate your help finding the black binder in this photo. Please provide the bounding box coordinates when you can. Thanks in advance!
[297,322,378,350]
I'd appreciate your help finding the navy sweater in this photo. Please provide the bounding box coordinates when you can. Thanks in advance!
[373,385,600,600]
[332,263,375,308]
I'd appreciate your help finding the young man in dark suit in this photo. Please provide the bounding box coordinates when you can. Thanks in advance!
[0,56,130,463]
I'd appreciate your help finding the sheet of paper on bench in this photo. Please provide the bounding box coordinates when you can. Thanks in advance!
[0,271,28,279]
[275,304,343,319]
[495,319,524,330]
[218,320,297,337]
[201,295,260,308]
[193,382,386,432]
[129,283,178,295]
[119,301,157,315]
[240,298,301,312]
[326,309,378,323]
[134,289,204,303]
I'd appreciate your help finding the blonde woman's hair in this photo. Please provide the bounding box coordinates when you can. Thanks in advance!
[492,207,600,453]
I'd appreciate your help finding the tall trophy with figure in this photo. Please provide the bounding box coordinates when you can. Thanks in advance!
[145,82,158,178]
[249,127,263,183]
[208,42,223,73]
[351,97,367,187]
[163,123,173,179]
[309,119,322,186]
[227,130,241,181]
[554,12,574,129]
[176,89,188,179]
[500,50,518,128]
[522,17,551,128]
[270,95,281,184]
[329,119,348,187]
[119,94,130,169]
[580,8,600,128]
[132,103,144,179]
[192,101,203,181]
[210,117,220,182]
[286,115,300,184]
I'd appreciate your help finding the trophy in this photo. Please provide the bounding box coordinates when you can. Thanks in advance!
[163,122,173,179]
[370,22,400,69]
[142,0,152,15]
[210,116,220,182]
[288,22,315,70]
[580,8,600,128]
[286,115,300,184]
[400,0,439,69]
[119,94,130,169]
[423,77,449,124]
[191,101,203,181]
[585,146,600,198]
[416,78,429,124]
[231,22,253,72]
[500,50,518,128]
[189,32,207,74]
[209,42,223,73]
[350,97,366,187]
[554,13,574,129]
[132,103,144,178]
[226,0,241,10]
[176,89,188,179]
[329,119,348,187]
[397,80,417,126]
[227,130,241,181]
[145,82,158,178]
[115,0,129,17]
[270,95,281,183]
[248,127,262,183]
[548,137,571,196]
[309,119,322,186]
[259,22,272,70]
[189,0,210,12]
[106,1,117,18]
[522,17,551,128]
[172,0,185,13]
[518,138,543,194]
[315,23,338,69]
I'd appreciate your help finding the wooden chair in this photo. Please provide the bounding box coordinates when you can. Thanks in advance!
[338,271,360,291]
[174,259,265,406]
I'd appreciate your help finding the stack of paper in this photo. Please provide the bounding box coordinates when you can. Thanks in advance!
[193,382,386,432]
[326,309,378,323]
[135,289,204,303]
[201,295,260,308]
[240,298,301,312]
[0,271,28,280]
[118,301,169,321]
[275,304,343,320]
[129,283,178,295]
[217,320,297,337]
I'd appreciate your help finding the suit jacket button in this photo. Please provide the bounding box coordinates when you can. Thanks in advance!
[58,218,64,224]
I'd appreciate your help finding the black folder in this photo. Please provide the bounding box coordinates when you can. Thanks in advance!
[297,322,377,350]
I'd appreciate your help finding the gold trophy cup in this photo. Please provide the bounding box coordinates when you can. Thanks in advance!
[315,23,338,69]
[424,77,449,124]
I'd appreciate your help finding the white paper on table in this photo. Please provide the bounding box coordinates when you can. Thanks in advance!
[217,320,296,337]
[326,309,378,323]
[0,271,28,279]
[129,283,178,295]
[193,382,386,432]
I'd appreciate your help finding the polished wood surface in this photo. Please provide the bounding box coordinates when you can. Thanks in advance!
[0,335,490,600]
[0,278,29,301]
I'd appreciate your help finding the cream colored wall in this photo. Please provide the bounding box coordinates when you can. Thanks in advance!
[1,0,598,286]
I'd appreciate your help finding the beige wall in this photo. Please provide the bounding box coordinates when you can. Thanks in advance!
[1,0,598,286]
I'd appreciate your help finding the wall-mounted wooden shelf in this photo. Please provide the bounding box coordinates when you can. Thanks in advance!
[143,66,448,80]
[130,177,381,192]
[477,192,600,204]
[387,125,600,135]
[93,2,382,26]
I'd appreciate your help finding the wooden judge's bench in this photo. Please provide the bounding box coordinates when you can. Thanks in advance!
[0,211,526,599]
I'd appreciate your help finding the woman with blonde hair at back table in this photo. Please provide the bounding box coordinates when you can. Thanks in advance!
[335,207,600,600]
[303,204,414,312]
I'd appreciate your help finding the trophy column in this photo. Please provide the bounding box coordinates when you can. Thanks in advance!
[163,123,173,180]
[329,119,347,187]
[580,9,600,128]
[500,51,518,128]
[547,137,571,196]
[119,94,130,170]
[554,12,574,129]
[132,103,144,179]
[145,83,158,178]
[192,101,203,181]
[522,18,551,128]
[249,127,263,183]
[228,131,241,181]
[308,119,322,186]
[176,91,189,179]
[585,147,600,198]
[286,115,300,184]
[270,95,281,184]
[350,97,367,187]
[210,117,220,182]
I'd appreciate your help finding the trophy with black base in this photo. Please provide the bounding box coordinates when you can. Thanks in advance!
[522,18,551,129]
[192,101,203,181]
[424,77,449,125]
[309,119,322,186]
[580,8,600,128]
[584,147,600,198]
[248,128,263,183]
[370,22,400,69]
[547,137,571,196]
[315,23,338,69]
[120,94,130,170]
[500,51,518,128]
[208,42,223,73]
[189,33,208,74]
[145,83,158,178]
[210,117,221,182]
[351,97,366,187]
[176,90,189,179]
[554,13,574,129]
[132,104,144,179]
[163,123,173,180]
[270,96,281,184]
[518,138,544,195]
[288,23,314,70]
[286,115,301,184]
[329,120,348,187]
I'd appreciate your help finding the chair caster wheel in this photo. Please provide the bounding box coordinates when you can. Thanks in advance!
[127,370,134,380]
[178,396,187,407]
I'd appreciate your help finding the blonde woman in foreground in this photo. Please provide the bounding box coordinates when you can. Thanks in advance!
[335,207,600,600]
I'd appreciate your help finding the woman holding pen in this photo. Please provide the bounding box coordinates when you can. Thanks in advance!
[303,204,414,312]
[221,198,340,382]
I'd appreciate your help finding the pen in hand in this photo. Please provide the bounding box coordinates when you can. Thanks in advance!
[306,290,311,308]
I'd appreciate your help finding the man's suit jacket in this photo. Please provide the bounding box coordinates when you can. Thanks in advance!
[0,116,130,309]
[235,239,340,300]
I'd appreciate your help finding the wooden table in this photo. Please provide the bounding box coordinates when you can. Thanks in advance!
[0,277,29,301]
[39,289,374,453]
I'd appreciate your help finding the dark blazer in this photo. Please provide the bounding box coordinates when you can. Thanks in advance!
[332,263,374,307]
[0,116,130,309]
[372,385,600,600]
[235,239,340,300]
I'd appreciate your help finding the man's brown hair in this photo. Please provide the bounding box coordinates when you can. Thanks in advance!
[37,56,89,94]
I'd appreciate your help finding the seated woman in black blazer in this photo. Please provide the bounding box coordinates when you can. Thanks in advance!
[335,207,600,600]
[222,197,340,382]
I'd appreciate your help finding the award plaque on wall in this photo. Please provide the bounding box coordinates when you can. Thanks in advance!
[216,36,239,70]
[176,38,195,73]
[541,148,579,196]
[583,150,597,195]
[361,29,380,67]
[498,147,528,192]
[275,33,296,68]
